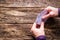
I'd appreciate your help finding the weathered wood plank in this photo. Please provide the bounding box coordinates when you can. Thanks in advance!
[47,0,60,7]
[0,7,44,12]
[0,16,35,24]
[0,7,41,24]
[0,38,24,40]
[0,0,49,7]
[0,24,32,37]
[0,0,60,7]
[0,8,60,24]
[0,10,37,17]
[0,24,33,40]
[0,23,60,40]
[45,18,60,40]
[0,0,60,40]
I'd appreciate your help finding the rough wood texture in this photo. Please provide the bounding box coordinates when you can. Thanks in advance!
[0,0,60,40]
[0,0,50,7]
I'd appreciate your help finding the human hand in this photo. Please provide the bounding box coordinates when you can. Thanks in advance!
[31,22,45,37]
[42,6,58,19]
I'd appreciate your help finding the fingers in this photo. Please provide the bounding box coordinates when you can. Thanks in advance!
[42,13,51,20]
[31,23,36,29]
[42,11,55,19]
[45,6,52,12]
[42,6,52,20]
[45,6,54,11]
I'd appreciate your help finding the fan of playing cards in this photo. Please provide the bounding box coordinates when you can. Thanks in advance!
[35,10,48,28]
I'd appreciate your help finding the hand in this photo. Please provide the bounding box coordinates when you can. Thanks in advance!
[31,22,45,37]
[42,6,58,19]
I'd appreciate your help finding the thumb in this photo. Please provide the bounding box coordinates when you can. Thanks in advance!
[39,22,44,29]
[42,7,52,20]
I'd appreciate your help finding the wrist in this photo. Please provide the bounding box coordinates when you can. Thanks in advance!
[35,32,45,38]
[36,35,46,40]
[55,8,58,17]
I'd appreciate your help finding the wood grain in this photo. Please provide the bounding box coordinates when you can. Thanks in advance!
[0,24,33,40]
[0,0,48,7]
[0,24,60,40]
[0,0,60,40]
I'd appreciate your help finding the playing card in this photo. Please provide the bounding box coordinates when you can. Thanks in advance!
[35,10,48,27]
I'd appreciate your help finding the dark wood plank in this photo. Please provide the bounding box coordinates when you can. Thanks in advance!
[0,0,60,40]
[0,23,60,40]
[0,7,41,24]
[0,24,33,40]
[0,16,35,24]
[0,8,60,24]
[0,7,44,12]
[0,0,48,7]
[0,0,60,7]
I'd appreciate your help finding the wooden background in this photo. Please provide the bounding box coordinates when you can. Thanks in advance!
[0,0,60,40]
